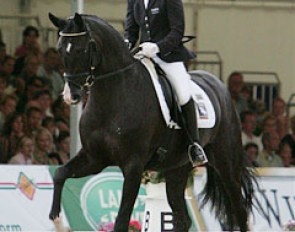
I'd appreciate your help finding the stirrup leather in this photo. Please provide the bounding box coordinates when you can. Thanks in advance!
[188,142,208,167]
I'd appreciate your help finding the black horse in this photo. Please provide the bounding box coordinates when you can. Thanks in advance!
[48,13,254,232]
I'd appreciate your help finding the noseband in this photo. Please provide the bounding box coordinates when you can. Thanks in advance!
[60,24,137,90]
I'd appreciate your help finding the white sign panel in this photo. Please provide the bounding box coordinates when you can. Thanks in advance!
[193,168,295,232]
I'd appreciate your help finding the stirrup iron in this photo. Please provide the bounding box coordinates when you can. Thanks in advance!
[188,142,208,167]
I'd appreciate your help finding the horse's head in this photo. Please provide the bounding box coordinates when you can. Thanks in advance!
[49,12,102,104]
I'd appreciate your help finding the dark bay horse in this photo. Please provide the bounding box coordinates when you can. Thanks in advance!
[49,13,254,232]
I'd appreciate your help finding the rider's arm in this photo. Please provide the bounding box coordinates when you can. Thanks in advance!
[156,0,185,56]
[124,0,139,49]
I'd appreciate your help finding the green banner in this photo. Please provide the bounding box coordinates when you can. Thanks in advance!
[49,166,199,231]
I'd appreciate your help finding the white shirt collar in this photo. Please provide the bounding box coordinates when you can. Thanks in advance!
[144,0,149,9]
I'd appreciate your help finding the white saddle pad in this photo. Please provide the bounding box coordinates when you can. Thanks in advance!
[138,57,216,129]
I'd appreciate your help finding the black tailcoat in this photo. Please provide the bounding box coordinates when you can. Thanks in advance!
[124,0,195,62]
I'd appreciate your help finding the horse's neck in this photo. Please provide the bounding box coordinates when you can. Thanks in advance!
[89,62,150,104]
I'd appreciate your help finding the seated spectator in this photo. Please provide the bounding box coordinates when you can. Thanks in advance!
[32,127,55,165]
[55,117,69,133]
[272,97,289,139]
[55,131,70,164]
[0,73,8,101]
[278,141,293,167]
[52,96,70,119]
[42,116,59,142]
[240,110,263,151]
[261,114,277,134]
[0,112,26,163]
[25,106,43,137]
[14,26,43,75]
[25,76,48,100]
[256,131,283,167]
[282,115,295,165]
[1,56,16,84]
[227,72,248,114]
[17,54,42,85]
[0,41,7,67]
[31,89,53,117]
[37,48,64,100]
[8,136,34,165]
[251,100,268,134]
[244,142,259,167]
[0,94,18,132]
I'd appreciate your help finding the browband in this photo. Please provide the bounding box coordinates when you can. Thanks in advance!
[59,31,87,37]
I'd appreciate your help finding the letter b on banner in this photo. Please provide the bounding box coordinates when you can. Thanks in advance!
[141,199,174,232]
[161,212,174,231]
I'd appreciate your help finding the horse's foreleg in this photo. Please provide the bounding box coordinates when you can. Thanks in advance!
[49,149,104,221]
[114,162,143,232]
[165,165,192,232]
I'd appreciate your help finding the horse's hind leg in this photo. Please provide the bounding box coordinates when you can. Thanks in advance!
[49,148,104,220]
[165,165,192,232]
[114,161,144,232]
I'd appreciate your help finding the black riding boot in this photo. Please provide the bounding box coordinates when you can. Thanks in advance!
[181,99,208,167]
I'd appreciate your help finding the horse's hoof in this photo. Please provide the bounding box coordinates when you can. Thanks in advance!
[53,216,71,232]
[49,210,60,221]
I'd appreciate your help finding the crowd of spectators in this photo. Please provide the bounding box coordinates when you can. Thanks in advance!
[228,72,295,168]
[0,25,294,169]
[0,25,70,165]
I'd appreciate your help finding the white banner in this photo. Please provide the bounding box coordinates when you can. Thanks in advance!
[193,168,295,232]
[0,165,68,232]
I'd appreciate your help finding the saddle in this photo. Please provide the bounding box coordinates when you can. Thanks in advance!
[150,59,182,126]
[137,56,216,129]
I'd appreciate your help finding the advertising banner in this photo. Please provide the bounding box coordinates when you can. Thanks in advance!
[0,165,68,232]
[0,166,294,231]
[193,168,295,232]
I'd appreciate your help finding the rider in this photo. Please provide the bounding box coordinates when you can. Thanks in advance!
[124,0,207,167]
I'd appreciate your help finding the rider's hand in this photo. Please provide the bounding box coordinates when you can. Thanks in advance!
[138,42,159,58]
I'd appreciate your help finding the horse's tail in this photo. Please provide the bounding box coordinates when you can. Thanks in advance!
[201,162,255,230]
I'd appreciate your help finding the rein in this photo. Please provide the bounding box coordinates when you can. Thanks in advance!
[63,61,138,89]
[60,24,137,89]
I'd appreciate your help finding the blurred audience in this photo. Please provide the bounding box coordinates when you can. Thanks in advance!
[0,41,7,67]
[1,56,16,89]
[14,26,43,75]
[37,48,64,100]
[42,116,59,142]
[282,115,295,165]
[0,73,8,100]
[244,142,259,167]
[228,72,249,114]
[0,94,18,132]
[261,114,278,134]
[25,106,43,137]
[8,136,34,165]
[32,127,55,164]
[256,131,283,167]
[240,110,262,151]
[272,97,289,139]
[0,112,26,163]
[278,141,293,167]
[31,89,53,117]
[55,131,70,165]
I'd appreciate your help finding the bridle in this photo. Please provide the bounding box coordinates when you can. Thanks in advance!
[59,23,101,89]
[59,23,137,90]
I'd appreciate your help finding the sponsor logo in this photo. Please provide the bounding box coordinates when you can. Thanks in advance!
[80,172,146,230]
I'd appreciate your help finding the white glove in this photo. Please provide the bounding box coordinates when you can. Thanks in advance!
[138,42,159,58]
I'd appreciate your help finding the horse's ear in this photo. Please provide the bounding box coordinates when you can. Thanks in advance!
[49,12,66,29]
[73,13,85,31]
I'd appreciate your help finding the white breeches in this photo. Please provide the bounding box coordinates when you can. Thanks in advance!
[153,57,192,105]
